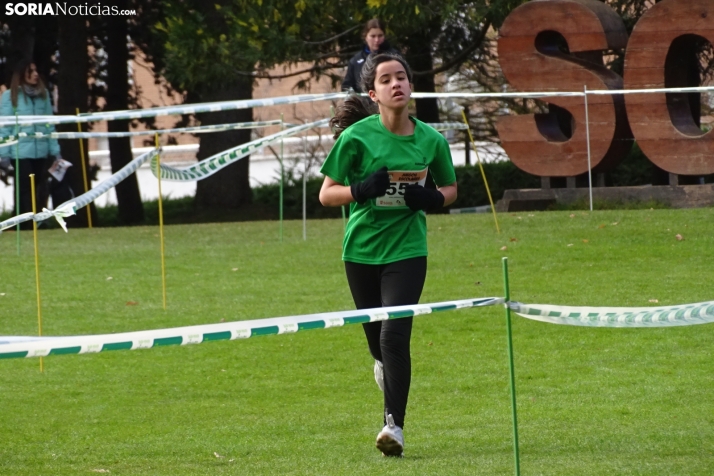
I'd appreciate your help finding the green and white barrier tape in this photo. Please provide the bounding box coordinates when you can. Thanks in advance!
[0,117,463,228]
[150,118,330,181]
[5,86,714,128]
[429,122,468,131]
[0,120,462,144]
[0,92,349,127]
[509,300,714,327]
[0,149,158,232]
[0,297,503,360]
[0,120,284,142]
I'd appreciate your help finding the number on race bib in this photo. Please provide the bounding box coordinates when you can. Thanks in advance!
[376,168,428,207]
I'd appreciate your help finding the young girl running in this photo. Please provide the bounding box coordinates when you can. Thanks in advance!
[319,53,457,457]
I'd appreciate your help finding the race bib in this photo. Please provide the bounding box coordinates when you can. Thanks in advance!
[376,168,428,207]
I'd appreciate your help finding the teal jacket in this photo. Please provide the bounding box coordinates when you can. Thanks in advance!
[0,89,61,159]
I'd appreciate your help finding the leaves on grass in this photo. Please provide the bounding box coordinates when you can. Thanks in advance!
[569,214,575,218]
[676,234,684,241]
[598,224,606,229]
[649,299,659,303]
[106,277,113,281]
[232,268,238,271]
[126,301,138,306]
[500,246,507,251]
[475,281,481,286]
[214,452,224,458]
[567,244,573,247]
[582,239,589,243]
[509,237,517,242]
[0,293,5,296]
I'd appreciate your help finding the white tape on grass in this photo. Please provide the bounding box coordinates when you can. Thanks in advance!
[0,297,504,359]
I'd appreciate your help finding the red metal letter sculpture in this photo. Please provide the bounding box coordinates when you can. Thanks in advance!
[624,0,714,175]
[497,0,632,177]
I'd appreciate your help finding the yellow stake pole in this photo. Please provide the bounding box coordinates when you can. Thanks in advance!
[155,134,167,310]
[30,174,44,373]
[76,108,92,228]
[460,108,500,234]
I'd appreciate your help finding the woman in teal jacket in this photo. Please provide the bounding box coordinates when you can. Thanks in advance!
[0,59,62,223]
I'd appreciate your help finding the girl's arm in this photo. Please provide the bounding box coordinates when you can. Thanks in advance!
[319,176,355,207]
[438,182,457,207]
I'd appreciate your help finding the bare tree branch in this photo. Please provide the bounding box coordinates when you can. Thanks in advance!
[303,25,360,45]
[233,61,348,80]
[413,20,492,77]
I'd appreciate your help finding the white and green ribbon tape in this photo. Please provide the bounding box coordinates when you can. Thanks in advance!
[427,122,468,131]
[0,297,503,360]
[0,120,284,142]
[0,149,158,232]
[0,120,462,144]
[0,92,348,127]
[151,118,330,181]
[4,86,714,128]
[509,300,714,327]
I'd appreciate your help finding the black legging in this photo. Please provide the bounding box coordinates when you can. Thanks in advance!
[14,157,53,229]
[344,257,427,429]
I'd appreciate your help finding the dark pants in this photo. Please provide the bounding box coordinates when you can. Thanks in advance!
[14,158,53,230]
[344,257,427,429]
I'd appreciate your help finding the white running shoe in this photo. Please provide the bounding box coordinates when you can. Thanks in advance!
[376,414,404,457]
[374,360,384,392]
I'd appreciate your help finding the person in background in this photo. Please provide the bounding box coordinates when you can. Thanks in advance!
[0,59,63,226]
[342,18,399,93]
[320,53,457,457]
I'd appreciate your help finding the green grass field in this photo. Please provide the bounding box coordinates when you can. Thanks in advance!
[1,209,713,475]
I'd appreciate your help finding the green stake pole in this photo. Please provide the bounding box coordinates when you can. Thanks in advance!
[502,257,521,476]
[14,108,20,255]
[279,113,284,243]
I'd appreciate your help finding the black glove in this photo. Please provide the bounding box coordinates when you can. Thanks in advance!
[403,183,445,211]
[350,166,390,204]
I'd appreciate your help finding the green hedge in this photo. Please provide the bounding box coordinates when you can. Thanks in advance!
[448,162,541,210]
[252,161,541,217]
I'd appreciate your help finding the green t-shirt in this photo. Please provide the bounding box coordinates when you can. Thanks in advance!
[320,115,456,265]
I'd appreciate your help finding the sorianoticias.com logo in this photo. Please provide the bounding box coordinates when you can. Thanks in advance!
[5,3,136,16]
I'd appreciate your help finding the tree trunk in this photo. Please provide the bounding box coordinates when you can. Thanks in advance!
[404,29,440,124]
[194,78,253,209]
[405,26,442,198]
[106,2,144,224]
[4,16,34,86]
[33,16,58,84]
[57,15,96,227]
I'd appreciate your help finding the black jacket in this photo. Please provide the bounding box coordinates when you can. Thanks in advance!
[342,42,399,93]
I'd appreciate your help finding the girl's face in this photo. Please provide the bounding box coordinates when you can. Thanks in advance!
[365,28,385,52]
[368,60,412,110]
[24,64,39,85]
